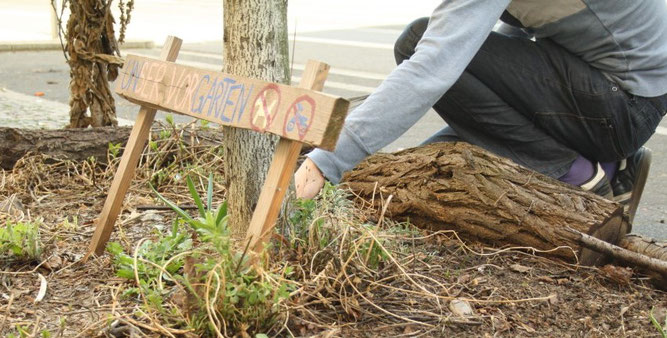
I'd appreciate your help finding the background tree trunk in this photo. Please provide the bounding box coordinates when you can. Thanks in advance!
[222,0,290,237]
[65,0,127,128]
[343,142,631,265]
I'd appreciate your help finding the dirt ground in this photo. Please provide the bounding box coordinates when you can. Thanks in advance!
[1,141,666,337]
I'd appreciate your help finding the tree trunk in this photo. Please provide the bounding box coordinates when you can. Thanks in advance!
[343,142,631,265]
[0,127,225,170]
[65,0,124,128]
[222,0,290,237]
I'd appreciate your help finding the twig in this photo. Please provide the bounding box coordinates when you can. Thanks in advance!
[565,228,667,278]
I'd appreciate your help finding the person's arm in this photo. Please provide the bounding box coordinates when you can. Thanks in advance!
[297,0,509,197]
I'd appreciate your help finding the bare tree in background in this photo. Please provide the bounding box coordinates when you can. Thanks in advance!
[52,0,134,128]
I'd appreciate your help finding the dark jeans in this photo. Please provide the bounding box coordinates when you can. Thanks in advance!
[395,17,667,178]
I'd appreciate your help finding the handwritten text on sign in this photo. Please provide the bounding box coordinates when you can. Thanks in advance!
[115,55,348,150]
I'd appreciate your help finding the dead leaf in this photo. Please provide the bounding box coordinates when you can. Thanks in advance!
[35,273,47,303]
[600,264,633,285]
[42,254,64,271]
[548,293,558,305]
[450,299,474,317]
[510,264,532,273]
[457,274,472,284]
[472,277,486,286]
[403,325,418,334]
[519,322,536,333]
[537,276,555,283]
[620,305,630,317]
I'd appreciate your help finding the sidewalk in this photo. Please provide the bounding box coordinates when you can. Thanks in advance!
[0,88,132,129]
[0,40,154,53]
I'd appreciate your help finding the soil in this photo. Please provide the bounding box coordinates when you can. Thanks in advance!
[1,148,666,337]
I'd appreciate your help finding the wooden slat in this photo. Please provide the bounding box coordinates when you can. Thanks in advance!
[86,36,183,257]
[115,55,349,150]
[246,60,330,252]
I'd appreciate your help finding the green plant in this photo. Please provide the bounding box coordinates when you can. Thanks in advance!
[159,129,172,140]
[165,113,174,126]
[107,142,122,159]
[108,174,293,336]
[650,307,667,338]
[107,220,192,281]
[0,219,42,261]
[358,226,389,269]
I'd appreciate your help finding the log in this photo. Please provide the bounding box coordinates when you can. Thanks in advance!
[0,126,225,170]
[342,142,630,265]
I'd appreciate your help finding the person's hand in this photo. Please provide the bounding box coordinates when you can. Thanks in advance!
[295,157,325,199]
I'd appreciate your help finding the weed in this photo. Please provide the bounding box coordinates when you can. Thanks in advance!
[650,306,667,338]
[107,220,192,282]
[0,219,42,262]
[107,142,121,160]
[108,174,293,336]
[165,113,174,126]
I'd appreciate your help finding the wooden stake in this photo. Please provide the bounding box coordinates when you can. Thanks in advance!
[86,36,183,257]
[246,60,330,252]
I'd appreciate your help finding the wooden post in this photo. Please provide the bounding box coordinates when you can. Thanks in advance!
[245,60,330,252]
[85,46,348,258]
[86,36,183,257]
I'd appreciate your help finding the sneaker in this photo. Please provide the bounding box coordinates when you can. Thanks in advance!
[580,163,613,199]
[611,147,652,223]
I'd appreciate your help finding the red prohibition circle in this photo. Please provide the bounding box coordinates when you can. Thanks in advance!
[249,84,281,132]
[282,95,316,140]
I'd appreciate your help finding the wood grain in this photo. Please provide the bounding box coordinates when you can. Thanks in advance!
[86,36,183,257]
[245,60,330,252]
[115,55,349,150]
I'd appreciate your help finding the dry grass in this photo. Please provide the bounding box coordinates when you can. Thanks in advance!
[0,123,665,337]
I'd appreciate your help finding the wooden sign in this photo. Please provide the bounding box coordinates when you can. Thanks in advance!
[86,36,349,257]
[115,55,348,150]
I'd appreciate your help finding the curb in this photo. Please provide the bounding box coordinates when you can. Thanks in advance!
[0,40,155,52]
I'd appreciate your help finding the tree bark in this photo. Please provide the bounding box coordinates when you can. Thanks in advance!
[0,127,225,170]
[343,142,631,265]
[65,0,124,128]
[619,234,667,287]
[222,0,290,237]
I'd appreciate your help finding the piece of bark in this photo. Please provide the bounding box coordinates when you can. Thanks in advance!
[343,142,630,265]
[0,126,224,170]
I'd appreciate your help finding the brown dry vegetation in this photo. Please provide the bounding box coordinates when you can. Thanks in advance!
[0,124,666,337]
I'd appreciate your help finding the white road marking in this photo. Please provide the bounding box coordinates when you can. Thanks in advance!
[292,36,395,50]
[655,126,667,136]
[357,27,404,35]
[291,76,377,93]
[174,50,389,81]
[132,52,379,94]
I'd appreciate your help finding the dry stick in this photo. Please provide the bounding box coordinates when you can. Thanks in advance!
[563,227,667,277]
[0,293,13,330]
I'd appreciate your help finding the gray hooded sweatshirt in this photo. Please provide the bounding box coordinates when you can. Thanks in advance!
[308,0,667,183]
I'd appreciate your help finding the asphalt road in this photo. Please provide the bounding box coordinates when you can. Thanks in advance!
[1,25,666,240]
